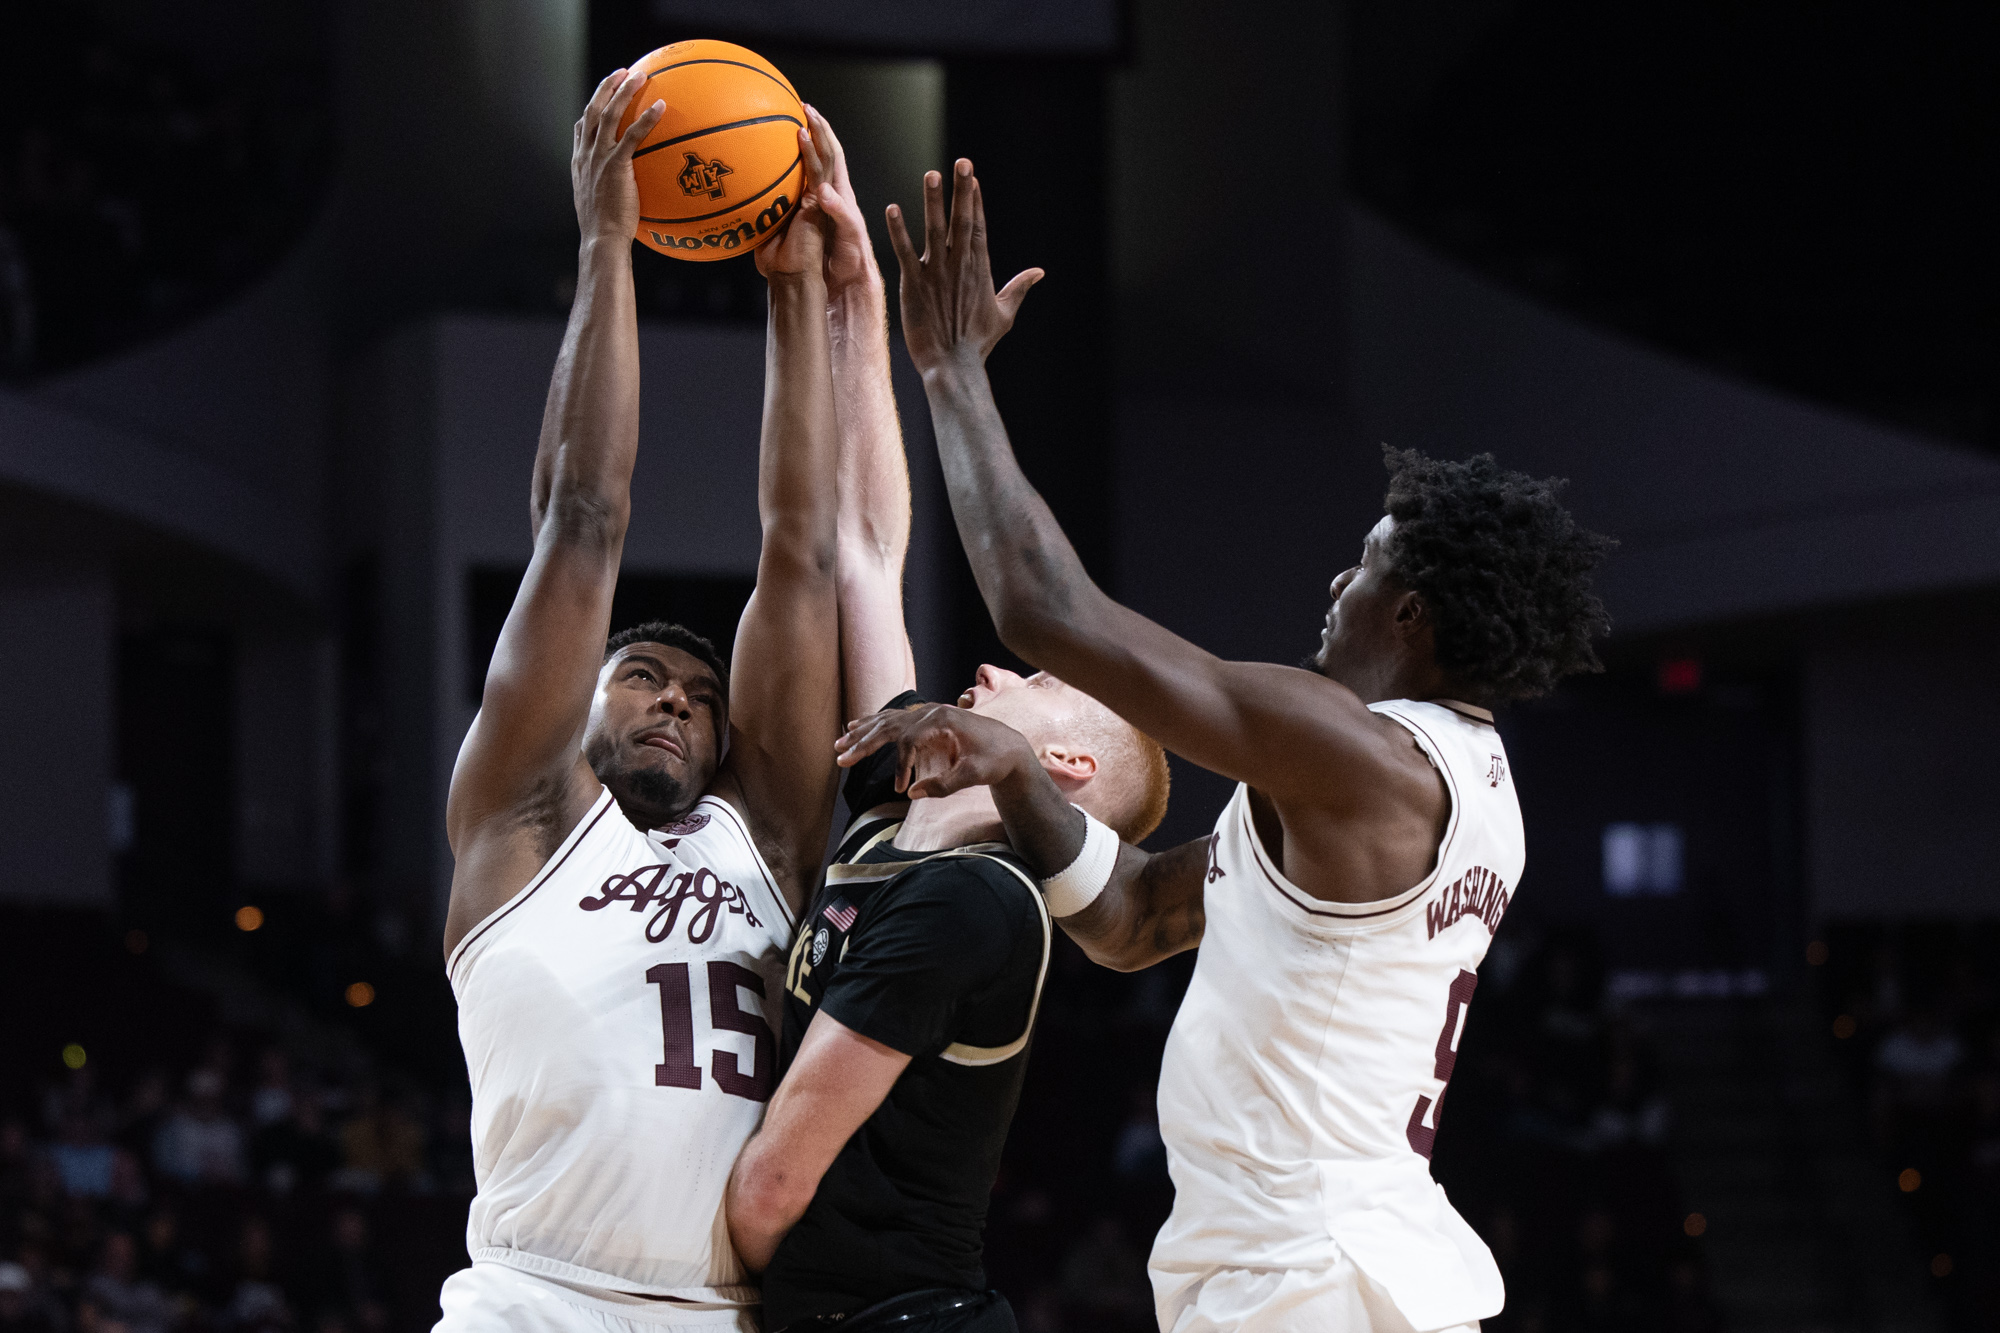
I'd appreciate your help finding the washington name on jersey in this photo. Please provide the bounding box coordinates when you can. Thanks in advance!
[447,788,796,1306]
[1151,699,1524,1332]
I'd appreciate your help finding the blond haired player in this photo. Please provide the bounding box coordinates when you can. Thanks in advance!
[434,72,843,1331]
[840,162,1613,1333]
[719,116,1168,1333]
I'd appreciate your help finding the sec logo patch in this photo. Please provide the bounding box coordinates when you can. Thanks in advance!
[811,926,830,966]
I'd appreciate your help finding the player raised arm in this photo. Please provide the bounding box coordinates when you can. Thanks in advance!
[442,70,665,956]
[885,163,1416,809]
[706,126,846,907]
[806,106,917,721]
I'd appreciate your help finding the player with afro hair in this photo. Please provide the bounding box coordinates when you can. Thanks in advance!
[1376,446,1614,702]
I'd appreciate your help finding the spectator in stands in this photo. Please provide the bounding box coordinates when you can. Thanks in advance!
[0,1261,56,1333]
[250,1051,294,1130]
[306,1208,384,1330]
[83,1232,171,1333]
[250,1089,341,1196]
[333,1086,422,1194]
[222,1217,289,1331]
[48,1113,115,1200]
[151,1070,244,1186]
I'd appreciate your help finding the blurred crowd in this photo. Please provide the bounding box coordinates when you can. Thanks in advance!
[0,1039,472,1333]
[0,11,327,378]
[1818,921,2000,1329]
[0,907,471,1333]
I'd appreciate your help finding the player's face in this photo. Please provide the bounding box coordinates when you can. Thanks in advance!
[582,644,725,827]
[957,664,1084,745]
[1311,515,1403,681]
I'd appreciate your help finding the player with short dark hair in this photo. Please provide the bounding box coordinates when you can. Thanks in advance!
[838,161,1614,1333]
[434,72,845,1333]
[719,120,1167,1333]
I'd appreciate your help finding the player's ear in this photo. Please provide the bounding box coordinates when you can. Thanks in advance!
[1038,745,1098,789]
[1392,589,1427,635]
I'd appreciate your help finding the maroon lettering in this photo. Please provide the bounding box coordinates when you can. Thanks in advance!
[581,862,762,941]
[646,962,701,1090]
[1407,968,1479,1158]
[645,961,777,1103]
[1424,866,1511,940]
[707,961,775,1102]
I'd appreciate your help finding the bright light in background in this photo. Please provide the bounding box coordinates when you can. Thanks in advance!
[61,1044,86,1070]
[235,905,264,932]
[1603,823,1684,896]
[346,982,376,1008]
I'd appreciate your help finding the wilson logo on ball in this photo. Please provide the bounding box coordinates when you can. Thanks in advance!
[646,193,793,254]
[677,152,734,200]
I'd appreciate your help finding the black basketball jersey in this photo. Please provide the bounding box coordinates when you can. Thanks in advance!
[761,694,1051,1330]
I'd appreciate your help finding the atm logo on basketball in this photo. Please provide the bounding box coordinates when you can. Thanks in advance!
[677,151,733,199]
[1425,865,1509,940]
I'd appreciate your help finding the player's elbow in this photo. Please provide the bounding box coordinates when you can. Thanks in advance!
[539,487,627,552]
[725,1151,812,1270]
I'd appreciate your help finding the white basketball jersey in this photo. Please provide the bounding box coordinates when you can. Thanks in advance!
[1151,700,1523,1331]
[447,788,796,1305]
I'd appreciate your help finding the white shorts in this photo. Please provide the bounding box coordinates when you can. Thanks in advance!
[1152,1254,1480,1333]
[434,1261,758,1333]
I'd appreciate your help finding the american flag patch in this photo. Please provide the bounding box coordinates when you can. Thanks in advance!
[821,898,858,932]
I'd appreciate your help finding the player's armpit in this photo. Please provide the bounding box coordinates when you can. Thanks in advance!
[1054,836,1208,973]
[725,1011,910,1272]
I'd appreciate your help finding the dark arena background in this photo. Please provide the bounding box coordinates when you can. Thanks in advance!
[1,1,1996,1330]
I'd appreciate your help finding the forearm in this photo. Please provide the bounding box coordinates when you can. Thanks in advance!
[759,275,841,567]
[830,283,916,714]
[724,1134,814,1273]
[531,237,640,538]
[922,357,1103,659]
[830,285,906,561]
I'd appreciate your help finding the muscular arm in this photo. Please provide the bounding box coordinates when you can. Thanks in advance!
[712,131,845,908]
[890,165,1393,803]
[811,107,917,722]
[442,71,664,956]
[725,1011,908,1272]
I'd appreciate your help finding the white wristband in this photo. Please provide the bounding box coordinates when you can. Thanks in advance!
[1042,807,1118,918]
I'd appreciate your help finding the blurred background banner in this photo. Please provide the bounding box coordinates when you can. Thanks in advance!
[0,0,1994,1330]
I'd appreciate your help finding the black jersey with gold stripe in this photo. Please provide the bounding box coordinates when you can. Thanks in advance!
[762,693,1051,1330]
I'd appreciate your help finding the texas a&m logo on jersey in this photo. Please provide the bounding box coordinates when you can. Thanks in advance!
[677,151,734,199]
[1486,754,1508,788]
[578,858,762,943]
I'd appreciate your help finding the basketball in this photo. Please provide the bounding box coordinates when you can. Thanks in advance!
[613,40,805,262]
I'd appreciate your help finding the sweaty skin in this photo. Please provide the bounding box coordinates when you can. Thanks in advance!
[443,71,844,957]
[857,160,1467,971]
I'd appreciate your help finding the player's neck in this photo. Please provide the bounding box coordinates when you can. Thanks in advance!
[893,786,1005,853]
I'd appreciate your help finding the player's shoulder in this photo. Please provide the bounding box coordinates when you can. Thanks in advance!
[869,848,1040,933]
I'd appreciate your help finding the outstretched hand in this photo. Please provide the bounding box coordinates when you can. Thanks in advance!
[835,702,1040,800]
[886,160,1043,374]
[754,123,831,282]
[801,105,879,302]
[573,68,665,244]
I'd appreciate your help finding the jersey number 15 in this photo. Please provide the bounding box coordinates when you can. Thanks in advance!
[647,961,776,1102]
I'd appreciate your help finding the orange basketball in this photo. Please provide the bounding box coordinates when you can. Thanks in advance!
[613,40,805,262]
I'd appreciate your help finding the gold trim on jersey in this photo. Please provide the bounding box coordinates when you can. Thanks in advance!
[820,826,1052,1067]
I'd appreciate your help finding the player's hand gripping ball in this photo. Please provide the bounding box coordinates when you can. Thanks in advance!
[613,40,805,261]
